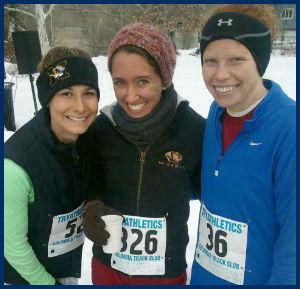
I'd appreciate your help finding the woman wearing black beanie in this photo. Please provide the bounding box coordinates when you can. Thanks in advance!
[191,4,295,285]
[4,46,99,285]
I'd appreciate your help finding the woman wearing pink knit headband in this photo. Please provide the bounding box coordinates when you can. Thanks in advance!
[78,23,205,285]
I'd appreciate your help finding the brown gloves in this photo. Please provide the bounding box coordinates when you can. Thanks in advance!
[83,200,122,246]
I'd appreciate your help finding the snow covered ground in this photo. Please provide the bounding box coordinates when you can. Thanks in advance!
[4,50,296,284]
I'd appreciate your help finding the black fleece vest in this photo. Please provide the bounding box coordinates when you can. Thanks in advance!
[4,109,84,285]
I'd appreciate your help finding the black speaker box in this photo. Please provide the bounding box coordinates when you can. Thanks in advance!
[12,31,42,75]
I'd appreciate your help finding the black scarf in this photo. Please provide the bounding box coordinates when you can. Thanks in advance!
[112,84,177,148]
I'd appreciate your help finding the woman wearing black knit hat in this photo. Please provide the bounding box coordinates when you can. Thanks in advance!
[4,46,99,285]
[191,4,295,285]
[78,23,206,285]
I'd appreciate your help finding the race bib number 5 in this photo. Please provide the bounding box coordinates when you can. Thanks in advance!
[48,203,84,257]
[195,204,248,285]
[111,215,166,275]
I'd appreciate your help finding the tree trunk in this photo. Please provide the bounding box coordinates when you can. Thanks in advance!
[34,4,50,55]
[8,19,15,40]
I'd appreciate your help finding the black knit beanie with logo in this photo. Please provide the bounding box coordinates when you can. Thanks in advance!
[200,12,271,76]
[36,57,100,107]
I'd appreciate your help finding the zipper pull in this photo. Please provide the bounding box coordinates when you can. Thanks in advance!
[215,155,222,176]
[140,151,146,163]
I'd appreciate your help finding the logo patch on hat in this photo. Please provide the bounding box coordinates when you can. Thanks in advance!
[47,61,70,86]
[217,18,233,27]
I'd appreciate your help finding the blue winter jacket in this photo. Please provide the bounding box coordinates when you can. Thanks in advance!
[191,80,296,285]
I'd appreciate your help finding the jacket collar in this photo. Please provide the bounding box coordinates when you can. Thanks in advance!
[100,93,188,125]
[34,108,79,166]
[213,79,285,133]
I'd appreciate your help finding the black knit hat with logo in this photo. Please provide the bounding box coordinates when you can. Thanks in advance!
[36,57,100,107]
[200,12,271,76]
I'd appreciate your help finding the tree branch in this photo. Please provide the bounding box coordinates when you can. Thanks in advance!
[44,4,56,18]
[136,4,145,14]
[56,6,117,16]
[4,6,35,19]
[173,5,194,22]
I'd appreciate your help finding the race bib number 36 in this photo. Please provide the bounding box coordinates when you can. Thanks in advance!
[195,204,248,285]
[48,203,84,257]
[111,215,166,275]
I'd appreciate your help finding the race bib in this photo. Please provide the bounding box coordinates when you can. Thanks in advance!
[195,204,248,285]
[48,203,84,257]
[111,215,166,275]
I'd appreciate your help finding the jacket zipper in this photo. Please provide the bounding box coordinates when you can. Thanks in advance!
[215,155,222,176]
[135,105,178,214]
[102,101,180,215]
[101,114,151,215]
[214,115,252,177]
[136,150,146,215]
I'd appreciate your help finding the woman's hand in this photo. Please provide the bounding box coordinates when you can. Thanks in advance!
[83,200,123,246]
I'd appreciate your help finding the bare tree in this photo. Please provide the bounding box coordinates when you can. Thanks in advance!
[4,4,216,58]
[4,4,27,62]
[4,4,56,54]
[121,4,211,33]
[5,4,26,40]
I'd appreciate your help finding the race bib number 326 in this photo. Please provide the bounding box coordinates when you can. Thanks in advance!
[195,204,248,285]
[111,215,166,275]
[48,203,84,257]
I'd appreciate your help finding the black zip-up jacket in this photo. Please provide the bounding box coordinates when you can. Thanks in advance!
[79,99,205,278]
[4,108,84,285]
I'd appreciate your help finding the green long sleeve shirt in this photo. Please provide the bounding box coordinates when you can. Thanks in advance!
[4,158,56,285]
